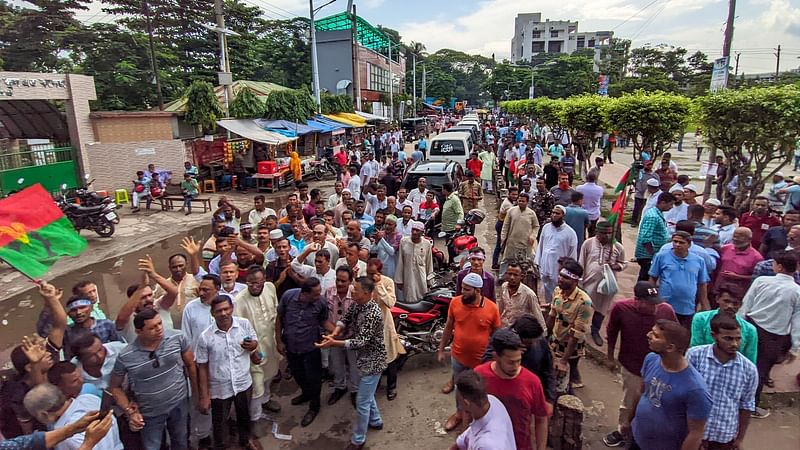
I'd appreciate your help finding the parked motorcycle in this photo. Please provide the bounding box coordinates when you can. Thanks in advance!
[58,184,117,237]
[439,209,486,268]
[312,148,337,180]
[392,274,455,356]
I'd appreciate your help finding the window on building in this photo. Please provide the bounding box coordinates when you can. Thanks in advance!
[577,37,585,49]
[531,30,541,38]
[531,41,545,53]
[368,63,391,93]
[588,39,596,47]
[547,41,562,53]
[550,30,559,38]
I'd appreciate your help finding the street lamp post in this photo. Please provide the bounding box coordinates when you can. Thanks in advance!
[309,0,338,110]
[509,60,556,99]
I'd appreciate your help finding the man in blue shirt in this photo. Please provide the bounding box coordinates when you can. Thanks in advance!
[635,192,675,281]
[630,320,712,450]
[649,231,711,329]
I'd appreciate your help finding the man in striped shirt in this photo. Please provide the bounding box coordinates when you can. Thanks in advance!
[109,308,198,450]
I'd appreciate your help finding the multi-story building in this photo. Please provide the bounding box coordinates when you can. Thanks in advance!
[510,13,612,65]
[314,12,405,115]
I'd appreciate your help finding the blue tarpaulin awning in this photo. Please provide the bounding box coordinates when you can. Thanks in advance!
[423,102,443,111]
[255,119,315,136]
[313,115,351,129]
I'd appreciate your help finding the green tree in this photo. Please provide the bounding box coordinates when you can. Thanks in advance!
[694,85,800,208]
[608,68,679,96]
[185,80,223,134]
[263,88,316,123]
[599,38,631,82]
[229,87,264,119]
[603,91,690,158]
[534,55,595,99]
[0,0,90,71]
[321,93,355,114]
[558,95,609,170]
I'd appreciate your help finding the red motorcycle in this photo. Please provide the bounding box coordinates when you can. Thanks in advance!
[392,275,455,355]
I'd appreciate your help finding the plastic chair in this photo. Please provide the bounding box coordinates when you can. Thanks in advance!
[202,179,216,193]
[114,189,130,205]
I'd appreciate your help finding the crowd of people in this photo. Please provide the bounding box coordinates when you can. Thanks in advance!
[1,112,798,450]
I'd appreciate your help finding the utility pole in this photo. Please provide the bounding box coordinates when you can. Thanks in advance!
[702,0,736,202]
[350,3,361,110]
[142,0,164,110]
[412,52,416,117]
[388,39,394,122]
[734,52,740,77]
[214,0,231,115]
[421,64,426,102]
[309,0,322,109]
[774,44,781,81]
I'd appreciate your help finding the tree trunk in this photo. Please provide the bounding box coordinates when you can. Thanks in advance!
[549,395,584,450]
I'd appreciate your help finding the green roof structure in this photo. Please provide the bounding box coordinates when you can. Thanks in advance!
[314,12,400,61]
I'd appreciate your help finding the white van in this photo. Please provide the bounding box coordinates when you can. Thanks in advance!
[428,131,472,166]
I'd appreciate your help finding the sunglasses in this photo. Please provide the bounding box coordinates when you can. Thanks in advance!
[149,350,160,368]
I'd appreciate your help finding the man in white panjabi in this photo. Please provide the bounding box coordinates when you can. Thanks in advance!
[395,221,433,304]
[535,205,578,303]
[234,265,282,418]
[500,191,540,278]
[578,220,626,347]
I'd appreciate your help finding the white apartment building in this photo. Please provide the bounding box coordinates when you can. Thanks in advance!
[510,13,613,64]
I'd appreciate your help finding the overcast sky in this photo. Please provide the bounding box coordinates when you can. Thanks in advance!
[15,0,800,75]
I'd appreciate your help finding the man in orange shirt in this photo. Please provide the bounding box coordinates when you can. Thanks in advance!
[437,272,501,432]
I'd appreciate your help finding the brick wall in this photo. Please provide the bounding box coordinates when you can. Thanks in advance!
[92,114,175,143]
[84,140,185,193]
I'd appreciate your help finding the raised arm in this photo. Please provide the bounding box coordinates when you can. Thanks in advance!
[138,255,178,309]
[38,282,67,350]
[180,236,202,276]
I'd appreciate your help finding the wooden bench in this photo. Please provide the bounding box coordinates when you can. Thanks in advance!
[157,183,212,213]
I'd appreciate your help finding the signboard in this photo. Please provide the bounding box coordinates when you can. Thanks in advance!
[134,147,156,156]
[0,74,68,99]
[598,74,609,96]
[699,162,719,177]
[710,57,729,94]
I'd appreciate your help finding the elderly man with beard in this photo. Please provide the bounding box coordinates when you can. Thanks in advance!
[438,273,501,432]
[711,227,763,301]
[395,221,434,304]
[536,206,578,304]
[492,187,520,270]
[545,259,593,393]
[578,221,627,346]
[235,265,283,419]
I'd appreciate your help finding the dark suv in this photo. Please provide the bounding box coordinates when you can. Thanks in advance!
[401,160,464,205]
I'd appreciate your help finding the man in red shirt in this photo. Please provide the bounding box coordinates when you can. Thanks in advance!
[438,273,501,432]
[475,329,549,450]
[739,196,780,250]
[466,152,483,178]
[603,281,678,447]
[711,227,763,301]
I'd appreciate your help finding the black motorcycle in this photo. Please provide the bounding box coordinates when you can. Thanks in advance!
[312,154,337,180]
[57,187,117,237]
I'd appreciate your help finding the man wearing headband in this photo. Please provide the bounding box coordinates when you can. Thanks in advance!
[545,258,592,393]
[63,296,121,360]
[535,205,578,303]
[578,221,627,347]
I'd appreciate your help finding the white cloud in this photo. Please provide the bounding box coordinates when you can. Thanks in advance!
[397,0,798,74]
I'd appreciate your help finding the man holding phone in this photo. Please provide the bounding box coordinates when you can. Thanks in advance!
[195,295,263,450]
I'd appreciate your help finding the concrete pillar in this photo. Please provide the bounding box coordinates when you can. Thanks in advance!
[64,74,97,178]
